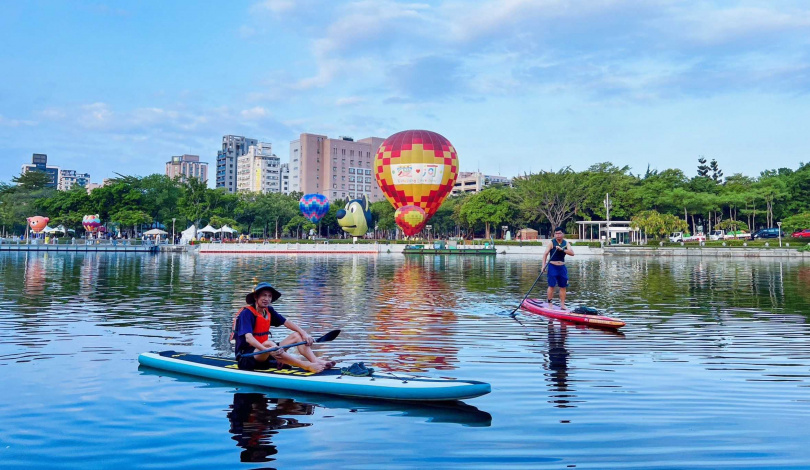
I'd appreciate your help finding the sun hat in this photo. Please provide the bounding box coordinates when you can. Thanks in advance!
[245,282,281,304]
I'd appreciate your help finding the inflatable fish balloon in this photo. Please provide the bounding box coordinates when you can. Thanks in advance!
[337,195,372,236]
[299,194,330,224]
[395,205,427,236]
[374,130,458,235]
[27,216,49,233]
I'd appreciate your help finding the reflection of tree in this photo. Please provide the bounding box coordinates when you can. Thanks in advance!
[545,323,574,408]
[227,393,314,464]
[370,257,459,372]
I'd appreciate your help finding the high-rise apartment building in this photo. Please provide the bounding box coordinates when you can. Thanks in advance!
[451,171,512,194]
[289,133,386,202]
[280,163,290,194]
[236,143,281,193]
[217,135,257,192]
[21,153,60,188]
[166,154,208,182]
[58,170,91,191]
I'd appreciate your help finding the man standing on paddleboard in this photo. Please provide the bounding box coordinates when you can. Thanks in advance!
[543,227,575,310]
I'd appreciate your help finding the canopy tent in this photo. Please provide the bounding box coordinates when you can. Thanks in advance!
[219,225,237,234]
[180,225,197,244]
[42,226,56,233]
[199,225,217,233]
[144,228,168,236]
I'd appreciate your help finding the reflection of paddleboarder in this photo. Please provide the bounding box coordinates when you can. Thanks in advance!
[546,322,571,408]
[227,393,314,463]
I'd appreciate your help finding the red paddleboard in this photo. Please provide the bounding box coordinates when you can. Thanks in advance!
[521,299,625,329]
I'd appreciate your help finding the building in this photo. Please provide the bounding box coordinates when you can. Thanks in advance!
[217,135,258,192]
[236,143,281,193]
[289,133,386,202]
[166,154,208,182]
[280,163,290,194]
[451,171,512,194]
[21,153,60,188]
[58,170,91,191]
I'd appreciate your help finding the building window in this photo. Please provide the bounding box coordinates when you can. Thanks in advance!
[350,160,354,165]
[349,168,355,174]
[342,184,345,189]
[349,184,355,190]
[333,184,337,189]
[341,149,346,155]
[365,185,371,191]
[365,177,371,183]
[333,167,337,172]
[349,176,355,182]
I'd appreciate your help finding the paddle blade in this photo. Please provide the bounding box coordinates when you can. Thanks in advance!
[316,329,341,343]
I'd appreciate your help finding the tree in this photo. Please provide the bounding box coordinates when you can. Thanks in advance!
[631,210,687,240]
[514,168,586,232]
[12,171,52,190]
[370,200,396,238]
[458,187,517,239]
[111,209,152,238]
[709,159,724,183]
[697,156,710,178]
[781,212,810,234]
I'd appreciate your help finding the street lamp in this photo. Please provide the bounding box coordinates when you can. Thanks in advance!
[777,221,782,247]
[172,218,176,245]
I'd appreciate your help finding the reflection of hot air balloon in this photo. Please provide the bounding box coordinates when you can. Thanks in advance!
[27,216,49,233]
[375,130,458,235]
[395,205,426,236]
[299,194,330,224]
[82,214,101,233]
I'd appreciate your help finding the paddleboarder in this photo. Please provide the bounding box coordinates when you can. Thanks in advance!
[542,227,574,310]
[234,282,335,373]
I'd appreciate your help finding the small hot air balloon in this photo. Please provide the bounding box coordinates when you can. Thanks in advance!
[27,216,49,233]
[82,214,101,233]
[395,205,426,236]
[374,130,458,235]
[299,194,330,224]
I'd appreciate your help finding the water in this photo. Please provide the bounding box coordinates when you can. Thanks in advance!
[1,252,809,469]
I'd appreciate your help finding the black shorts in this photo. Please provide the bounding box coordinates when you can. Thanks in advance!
[237,354,283,371]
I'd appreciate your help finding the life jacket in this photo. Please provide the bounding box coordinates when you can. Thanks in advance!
[229,305,271,344]
[550,239,568,262]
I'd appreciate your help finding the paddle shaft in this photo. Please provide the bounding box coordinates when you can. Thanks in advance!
[240,330,340,358]
[510,258,552,315]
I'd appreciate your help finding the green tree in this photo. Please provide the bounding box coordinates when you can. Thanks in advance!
[458,187,517,239]
[514,168,586,231]
[12,171,52,190]
[782,212,810,234]
[370,200,396,238]
[111,209,152,238]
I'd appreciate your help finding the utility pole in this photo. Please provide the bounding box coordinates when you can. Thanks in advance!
[604,193,612,245]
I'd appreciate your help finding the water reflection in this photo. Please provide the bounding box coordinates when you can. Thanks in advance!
[545,322,572,408]
[227,393,314,464]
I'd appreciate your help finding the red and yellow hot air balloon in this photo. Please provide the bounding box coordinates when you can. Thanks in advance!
[395,205,426,236]
[374,130,458,236]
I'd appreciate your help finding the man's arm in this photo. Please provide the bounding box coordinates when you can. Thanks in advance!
[542,241,552,264]
[283,319,315,345]
[563,241,574,256]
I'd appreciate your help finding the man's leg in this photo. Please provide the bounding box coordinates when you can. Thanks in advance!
[559,288,567,310]
[547,286,554,304]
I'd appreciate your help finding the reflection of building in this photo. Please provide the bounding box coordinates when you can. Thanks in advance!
[451,171,511,194]
[21,153,60,188]
[290,133,386,201]
[217,135,259,192]
[166,154,208,183]
[58,170,91,191]
[236,143,281,193]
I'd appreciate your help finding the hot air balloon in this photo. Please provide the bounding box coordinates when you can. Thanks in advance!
[395,205,426,236]
[374,130,458,236]
[82,214,101,234]
[299,194,330,224]
[27,216,49,233]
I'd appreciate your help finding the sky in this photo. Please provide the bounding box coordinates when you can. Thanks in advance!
[1,0,809,186]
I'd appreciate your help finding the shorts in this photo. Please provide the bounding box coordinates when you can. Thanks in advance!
[237,354,283,371]
[547,264,568,288]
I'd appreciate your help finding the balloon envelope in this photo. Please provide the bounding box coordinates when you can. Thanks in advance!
[27,216,49,233]
[395,205,427,236]
[82,214,101,233]
[374,130,459,226]
[299,194,330,224]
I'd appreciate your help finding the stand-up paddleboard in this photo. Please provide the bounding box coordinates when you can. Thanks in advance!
[520,299,625,329]
[138,351,490,402]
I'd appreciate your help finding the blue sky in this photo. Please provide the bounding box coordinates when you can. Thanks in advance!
[1,0,809,186]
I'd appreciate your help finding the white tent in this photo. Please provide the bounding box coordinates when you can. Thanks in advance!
[144,228,168,236]
[180,225,197,244]
[42,226,56,233]
[219,225,237,234]
[199,225,217,233]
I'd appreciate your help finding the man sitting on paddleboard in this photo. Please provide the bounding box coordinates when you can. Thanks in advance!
[543,227,575,310]
[234,282,334,373]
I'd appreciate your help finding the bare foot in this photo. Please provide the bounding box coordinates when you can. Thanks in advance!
[303,361,325,373]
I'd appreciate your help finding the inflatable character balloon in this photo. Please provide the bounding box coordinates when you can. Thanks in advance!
[27,216,49,233]
[374,130,458,236]
[82,214,101,233]
[337,195,372,236]
[299,194,330,224]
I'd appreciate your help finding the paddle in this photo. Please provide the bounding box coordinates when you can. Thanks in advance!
[510,258,551,316]
[239,329,341,358]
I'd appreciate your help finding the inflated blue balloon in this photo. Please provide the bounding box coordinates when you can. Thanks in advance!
[299,194,330,223]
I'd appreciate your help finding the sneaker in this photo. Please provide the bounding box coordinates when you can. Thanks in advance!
[340,362,374,377]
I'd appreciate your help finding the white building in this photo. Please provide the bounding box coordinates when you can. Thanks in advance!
[217,135,258,192]
[58,170,91,191]
[166,154,208,182]
[236,143,281,193]
[280,163,291,194]
[451,171,512,194]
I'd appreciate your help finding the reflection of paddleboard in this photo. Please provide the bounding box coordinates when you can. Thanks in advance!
[138,351,490,402]
[521,299,625,329]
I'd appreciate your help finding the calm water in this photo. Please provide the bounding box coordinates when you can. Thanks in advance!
[1,251,809,469]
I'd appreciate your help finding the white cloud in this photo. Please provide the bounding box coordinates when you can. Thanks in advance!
[0,115,36,127]
[240,106,269,119]
[253,0,297,14]
[335,96,366,106]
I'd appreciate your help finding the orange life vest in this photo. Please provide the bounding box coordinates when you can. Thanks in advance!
[230,305,271,344]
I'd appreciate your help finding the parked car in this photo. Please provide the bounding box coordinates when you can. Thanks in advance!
[791,229,810,238]
[752,228,785,239]
[669,232,685,242]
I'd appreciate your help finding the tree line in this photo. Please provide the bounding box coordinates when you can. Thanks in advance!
[2,159,810,239]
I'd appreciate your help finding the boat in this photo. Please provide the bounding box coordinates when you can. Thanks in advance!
[138,351,491,402]
[520,299,625,329]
